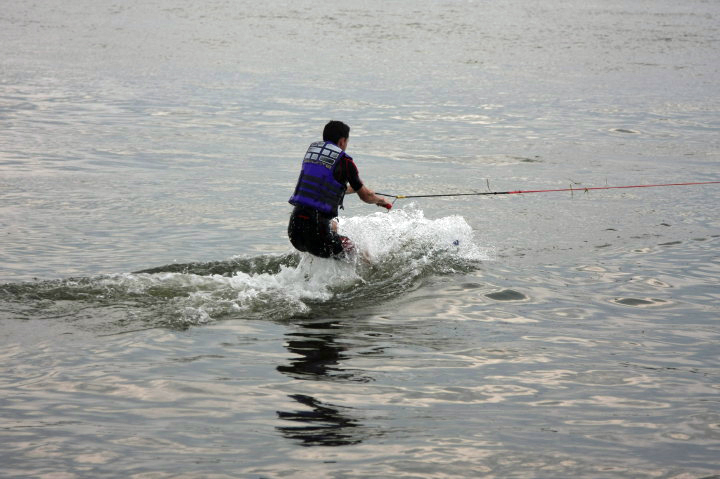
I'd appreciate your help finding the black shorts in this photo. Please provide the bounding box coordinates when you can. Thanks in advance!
[288,206,353,258]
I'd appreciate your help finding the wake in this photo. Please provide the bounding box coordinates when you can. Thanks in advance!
[2,207,489,327]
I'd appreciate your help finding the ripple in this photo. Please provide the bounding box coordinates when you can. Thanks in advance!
[612,297,670,307]
[610,128,641,134]
[485,289,527,301]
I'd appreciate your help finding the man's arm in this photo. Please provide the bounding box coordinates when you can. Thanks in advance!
[343,157,391,208]
[357,185,392,209]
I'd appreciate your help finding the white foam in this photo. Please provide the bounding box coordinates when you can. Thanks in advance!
[340,204,489,264]
[96,207,487,325]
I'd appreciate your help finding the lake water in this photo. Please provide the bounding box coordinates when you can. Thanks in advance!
[2,0,719,477]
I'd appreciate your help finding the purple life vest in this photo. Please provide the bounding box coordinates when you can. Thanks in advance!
[288,141,347,217]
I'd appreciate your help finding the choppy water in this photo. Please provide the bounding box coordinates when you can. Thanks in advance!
[2,0,720,478]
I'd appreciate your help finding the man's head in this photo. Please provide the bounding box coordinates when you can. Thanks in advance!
[323,121,350,149]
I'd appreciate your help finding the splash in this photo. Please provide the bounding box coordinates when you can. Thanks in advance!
[340,205,487,265]
[2,207,488,328]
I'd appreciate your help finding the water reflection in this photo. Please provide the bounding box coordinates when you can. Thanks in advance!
[277,321,371,383]
[276,394,362,447]
[276,321,371,447]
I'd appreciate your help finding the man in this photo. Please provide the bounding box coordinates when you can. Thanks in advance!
[288,121,392,258]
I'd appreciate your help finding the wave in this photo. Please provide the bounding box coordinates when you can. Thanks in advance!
[1,207,489,328]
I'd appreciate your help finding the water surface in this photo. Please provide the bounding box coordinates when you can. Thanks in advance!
[2,0,719,477]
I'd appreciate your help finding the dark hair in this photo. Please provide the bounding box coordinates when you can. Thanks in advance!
[323,121,350,144]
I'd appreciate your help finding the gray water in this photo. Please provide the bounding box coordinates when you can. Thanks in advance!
[2,0,720,477]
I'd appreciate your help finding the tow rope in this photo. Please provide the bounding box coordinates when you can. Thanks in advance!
[377,181,720,205]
